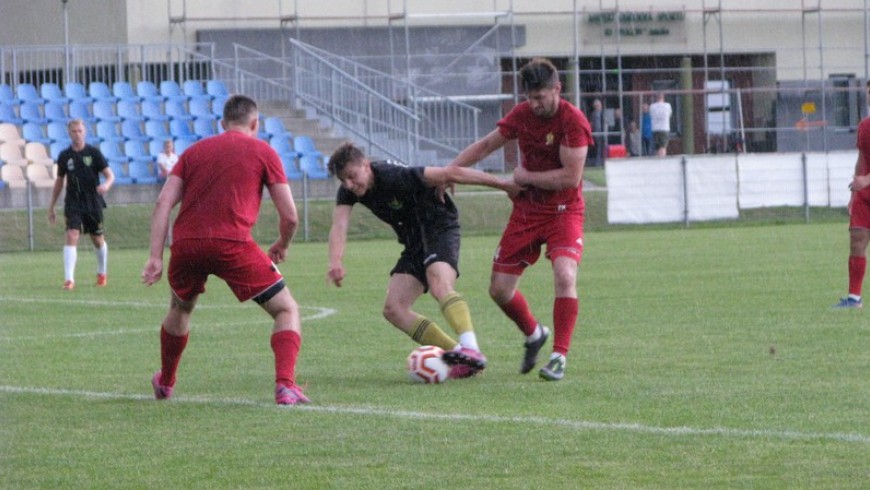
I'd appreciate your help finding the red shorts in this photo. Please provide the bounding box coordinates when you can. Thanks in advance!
[850,191,870,229]
[493,206,584,275]
[168,238,284,302]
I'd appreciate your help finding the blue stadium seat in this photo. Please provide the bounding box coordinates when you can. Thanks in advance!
[40,83,70,105]
[64,82,93,104]
[206,79,229,99]
[117,100,146,123]
[93,100,122,123]
[269,135,298,159]
[159,81,189,103]
[183,80,212,102]
[46,121,71,144]
[128,160,158,184]
[95,120,124,143]
[165,99,193,122]
[121,119,149,143]
[88,82,117,103]
[173,138,193,155]
[292,135,322,158]
[141,100,169,123]
[108,161,134,185]
[0,84,21,106]
[264,117,292,139]
[69,100,98,123]
[136,81,164,104]
[145,120,171,141]
[83,121,102,145]
[49,141,67,161]
[20,102,48,125]
[100,141,130,164]
[169,119,199,143]
[298,154,329,179]
[124,140,154,164]
[189,98,217,122]
[0,103,24,125]
[193,118,216,139]
[112,82,140,103]
[17,83,45,104]
[44,102,70,123]
[211,94,228,120]
[22,122,52,145]
[280,154,304,180]
[148,139,167,158]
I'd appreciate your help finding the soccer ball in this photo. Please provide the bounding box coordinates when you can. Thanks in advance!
[406,345,450,384]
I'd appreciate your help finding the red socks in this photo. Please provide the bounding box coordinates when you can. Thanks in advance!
[271,330,302,388]
[552,297,578,356]
[159,326,189,387]
[498,290,538,336]
[848,256,866,297]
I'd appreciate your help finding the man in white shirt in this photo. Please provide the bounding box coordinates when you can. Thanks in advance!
[157,139,179,181]
[649,92,672,156]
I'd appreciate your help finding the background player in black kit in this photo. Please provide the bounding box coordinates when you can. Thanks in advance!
[48,118,115,290]
[326,142,522,379]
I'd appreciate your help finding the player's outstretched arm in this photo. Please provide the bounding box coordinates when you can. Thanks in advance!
[142,176,183,286]
[267,183,298,264]
[327,204,353,287]
[424,165,524,196]
[447,129,509,168]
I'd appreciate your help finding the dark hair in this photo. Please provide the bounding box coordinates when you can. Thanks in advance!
[222,94,258,126]
[519,58,559,93]
[327,142,366,177]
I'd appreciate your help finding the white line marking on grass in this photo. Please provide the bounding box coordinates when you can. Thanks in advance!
[0,300,335,341]
[3,385,868,445]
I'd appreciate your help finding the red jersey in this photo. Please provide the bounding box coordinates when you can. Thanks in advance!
[857,117,870,197]
[497,98,593,209]
[170,131,287,242]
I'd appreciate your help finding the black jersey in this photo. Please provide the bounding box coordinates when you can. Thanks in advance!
[335,160,459,245]
[56,144,108,213]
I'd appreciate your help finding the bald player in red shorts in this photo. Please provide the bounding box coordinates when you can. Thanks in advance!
[447,58,593,381]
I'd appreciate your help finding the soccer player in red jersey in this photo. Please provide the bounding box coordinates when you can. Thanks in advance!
[447,58,593,380]
[141,95,310,405]
[835,82,870,309]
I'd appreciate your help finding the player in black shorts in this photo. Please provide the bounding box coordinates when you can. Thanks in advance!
[326,142,522,378]
[48,119,115,290]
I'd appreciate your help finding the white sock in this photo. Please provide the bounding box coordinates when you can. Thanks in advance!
[848,294,861,301]
[457,331,480,352]
[550,352,566,362]
[94,241,107,275]
[527,324,543,342]
[63,245,77,282]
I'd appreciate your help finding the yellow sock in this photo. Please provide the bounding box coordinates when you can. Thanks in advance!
[409,316,458,351]
[439,292,473,335]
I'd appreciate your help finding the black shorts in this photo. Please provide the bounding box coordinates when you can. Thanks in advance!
[66,207,104,236]
[391,225,460,291]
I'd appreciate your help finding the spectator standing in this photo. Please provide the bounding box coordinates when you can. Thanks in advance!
[641,102,653,156]
[589,98,605,166]
[326,142,523,378]
[650,92,673,156]
[141,94,310,405]
[48,118,115,290]
[447,58,593,381]
[626,120,642,157]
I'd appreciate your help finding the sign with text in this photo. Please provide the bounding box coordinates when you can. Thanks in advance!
[582,9,687,45]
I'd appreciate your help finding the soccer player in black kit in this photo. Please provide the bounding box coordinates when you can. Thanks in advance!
[326,142,522,378]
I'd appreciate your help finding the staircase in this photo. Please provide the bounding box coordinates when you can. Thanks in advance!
[258,100,348,158]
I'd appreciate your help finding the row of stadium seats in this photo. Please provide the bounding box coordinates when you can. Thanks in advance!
[0,80,229,107]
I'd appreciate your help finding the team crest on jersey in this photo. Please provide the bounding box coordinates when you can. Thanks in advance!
[388,197,402,210]
[83,156,93,167]
[66,158,75,171]
[546,132,555,146]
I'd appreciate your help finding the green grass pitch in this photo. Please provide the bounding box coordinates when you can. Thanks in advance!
[1,222,868,489]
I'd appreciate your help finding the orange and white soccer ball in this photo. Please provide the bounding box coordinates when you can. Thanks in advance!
[406,345,450,384]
